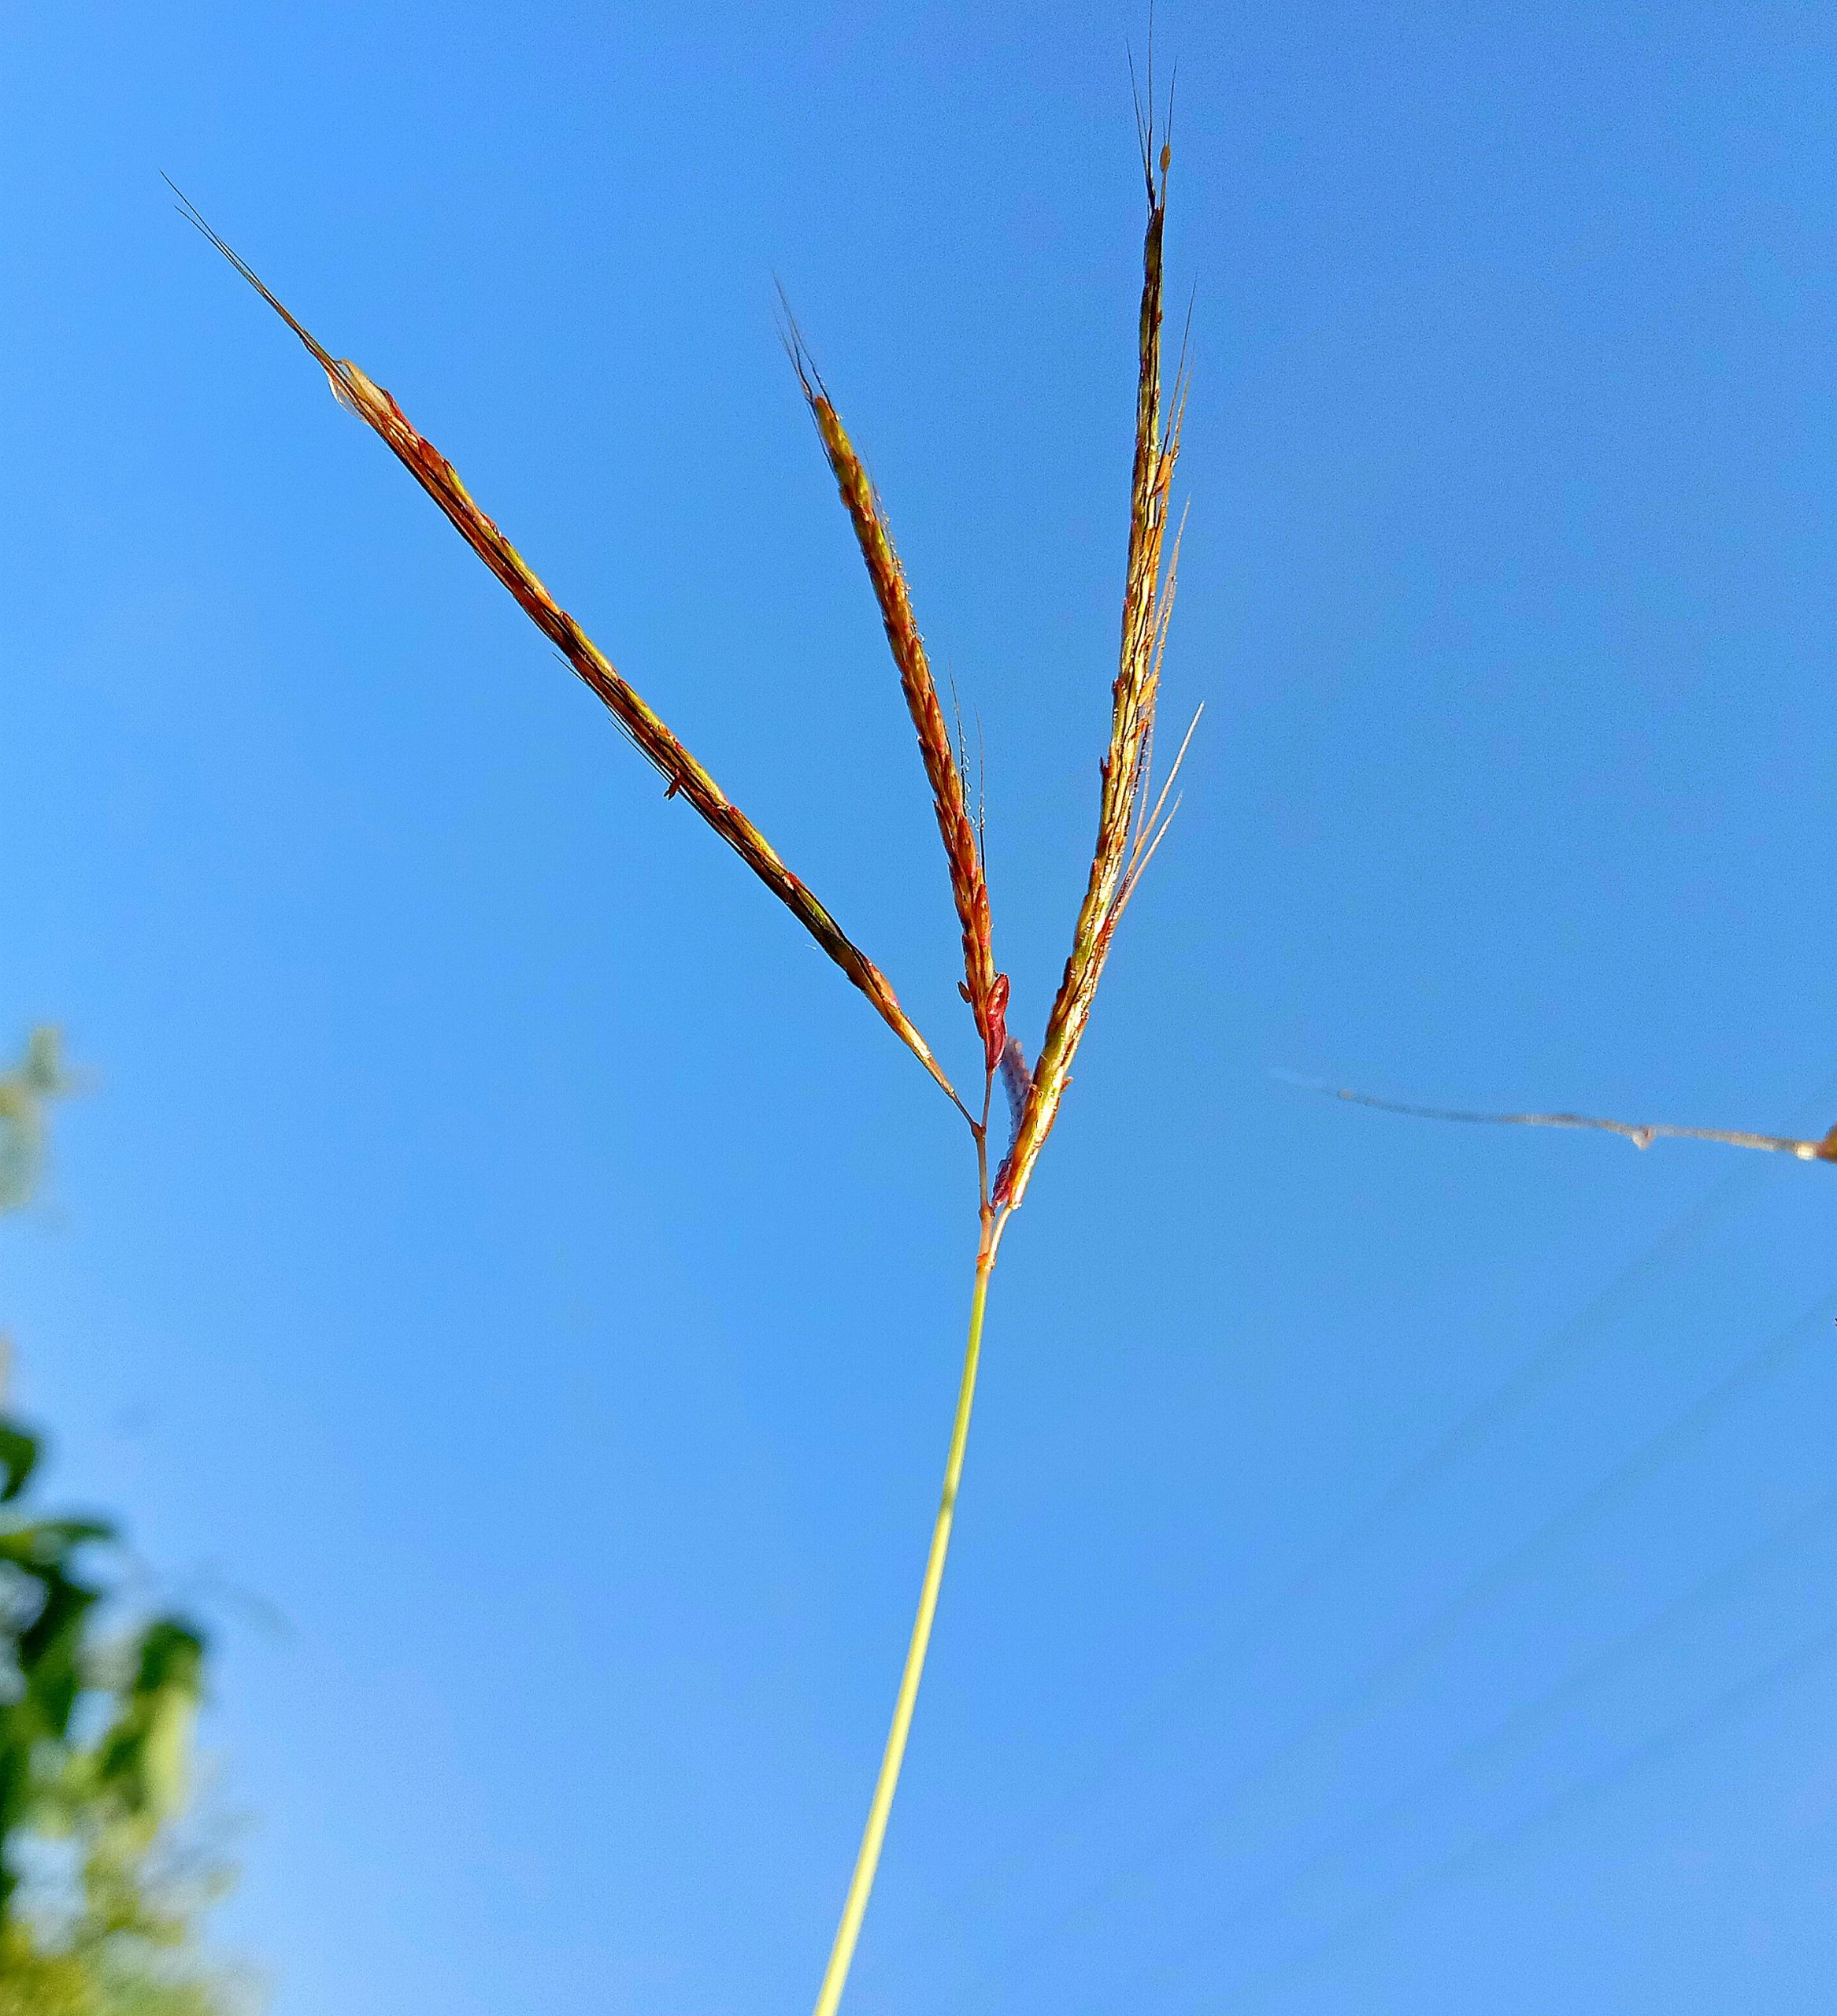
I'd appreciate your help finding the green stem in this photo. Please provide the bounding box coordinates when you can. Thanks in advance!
[810,1225,1000,2016]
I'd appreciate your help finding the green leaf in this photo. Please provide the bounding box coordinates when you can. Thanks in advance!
[94,1619,206,1831]
[0,1429,37,1506]
[0,1519,114,1564]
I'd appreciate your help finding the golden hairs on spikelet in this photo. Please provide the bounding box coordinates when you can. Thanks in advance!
[998,139,1190,1206]
[784,324,1008,1073]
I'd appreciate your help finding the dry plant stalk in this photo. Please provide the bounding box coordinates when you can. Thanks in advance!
[183,95,1191,2016]
[1312,1080,1837,1163]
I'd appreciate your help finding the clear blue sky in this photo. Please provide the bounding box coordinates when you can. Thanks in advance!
[3,3,1835,2011]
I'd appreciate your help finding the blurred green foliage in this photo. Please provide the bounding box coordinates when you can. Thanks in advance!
[0,1032,251,2016]
[0,1032,67,1218]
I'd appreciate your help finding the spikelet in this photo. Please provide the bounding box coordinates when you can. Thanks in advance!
[997,138,1185,1208]
[784,329,1006,1073]
[176,193,961,1114]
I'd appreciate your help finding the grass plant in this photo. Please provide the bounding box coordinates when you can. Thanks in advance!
[180,94,1192,2014]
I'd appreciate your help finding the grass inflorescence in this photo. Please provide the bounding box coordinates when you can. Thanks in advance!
[181,81,1193,2014]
